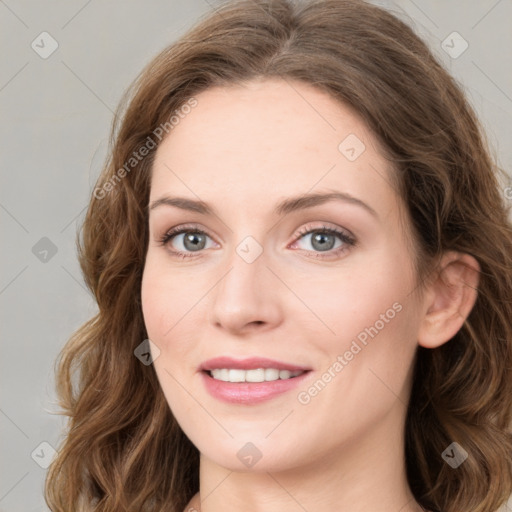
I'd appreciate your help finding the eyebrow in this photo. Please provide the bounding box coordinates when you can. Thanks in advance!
[148,191,378,218]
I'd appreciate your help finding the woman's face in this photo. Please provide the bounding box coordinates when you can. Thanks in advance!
[141,78,426,472]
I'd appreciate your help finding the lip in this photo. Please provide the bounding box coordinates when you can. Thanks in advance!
[199,356,311,372]
[200,369,312,405]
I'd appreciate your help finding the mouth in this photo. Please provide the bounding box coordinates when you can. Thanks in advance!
[204,368,307,383]
[199,356,311,379]
[199,356,312,404]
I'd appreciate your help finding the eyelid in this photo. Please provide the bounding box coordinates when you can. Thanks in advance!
[291,221,355,243]
[158,222,218,246]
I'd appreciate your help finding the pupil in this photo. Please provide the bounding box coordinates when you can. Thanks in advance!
[184,233,205,251]
[312,232,334,251]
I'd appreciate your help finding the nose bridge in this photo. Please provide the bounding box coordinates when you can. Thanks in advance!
[216,234,266,306]
[209,233,280,331]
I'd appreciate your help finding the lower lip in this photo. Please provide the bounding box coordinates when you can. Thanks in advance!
[200,370,312,405]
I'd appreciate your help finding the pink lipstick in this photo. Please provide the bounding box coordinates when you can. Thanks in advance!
[199,356,312,405]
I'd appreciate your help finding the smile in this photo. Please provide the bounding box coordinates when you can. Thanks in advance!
[208,368,306,383]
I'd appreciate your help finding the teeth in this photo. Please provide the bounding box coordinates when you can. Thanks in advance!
[209,368,304,383]
[264,368,279,381]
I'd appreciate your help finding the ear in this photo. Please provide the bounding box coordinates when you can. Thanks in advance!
[418,251,480,349]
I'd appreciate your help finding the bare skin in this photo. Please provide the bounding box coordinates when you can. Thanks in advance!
[140,78,479,512]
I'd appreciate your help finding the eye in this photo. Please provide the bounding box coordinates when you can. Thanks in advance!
[158,224,216,259]
[290,223,356,259]
[157,222,356,260]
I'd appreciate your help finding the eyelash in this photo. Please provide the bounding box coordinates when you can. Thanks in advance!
[157,223,356,260]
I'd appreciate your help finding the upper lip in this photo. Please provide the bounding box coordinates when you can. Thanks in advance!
[199,356,311,372]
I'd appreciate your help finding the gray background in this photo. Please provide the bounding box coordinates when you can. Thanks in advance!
[1,1,511,510]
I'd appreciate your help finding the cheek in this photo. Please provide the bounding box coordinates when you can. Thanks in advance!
[140,257,198,415]
[141,253,178,343]
[290,254,415,346]
[323,270,419,408]
[294,251,420,405]
[140,262,163,340]
[141,253,206,364]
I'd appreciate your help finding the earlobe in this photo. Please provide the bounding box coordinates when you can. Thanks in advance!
[418,251,480,349]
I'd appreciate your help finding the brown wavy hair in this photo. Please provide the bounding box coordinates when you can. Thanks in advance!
[44,0,512,511]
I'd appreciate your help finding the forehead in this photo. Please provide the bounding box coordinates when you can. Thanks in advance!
[150,78,395,215]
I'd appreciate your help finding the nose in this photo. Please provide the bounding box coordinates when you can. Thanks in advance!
[209,242,283,335]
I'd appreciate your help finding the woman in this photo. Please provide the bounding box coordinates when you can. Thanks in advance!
[45,1,512,511]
